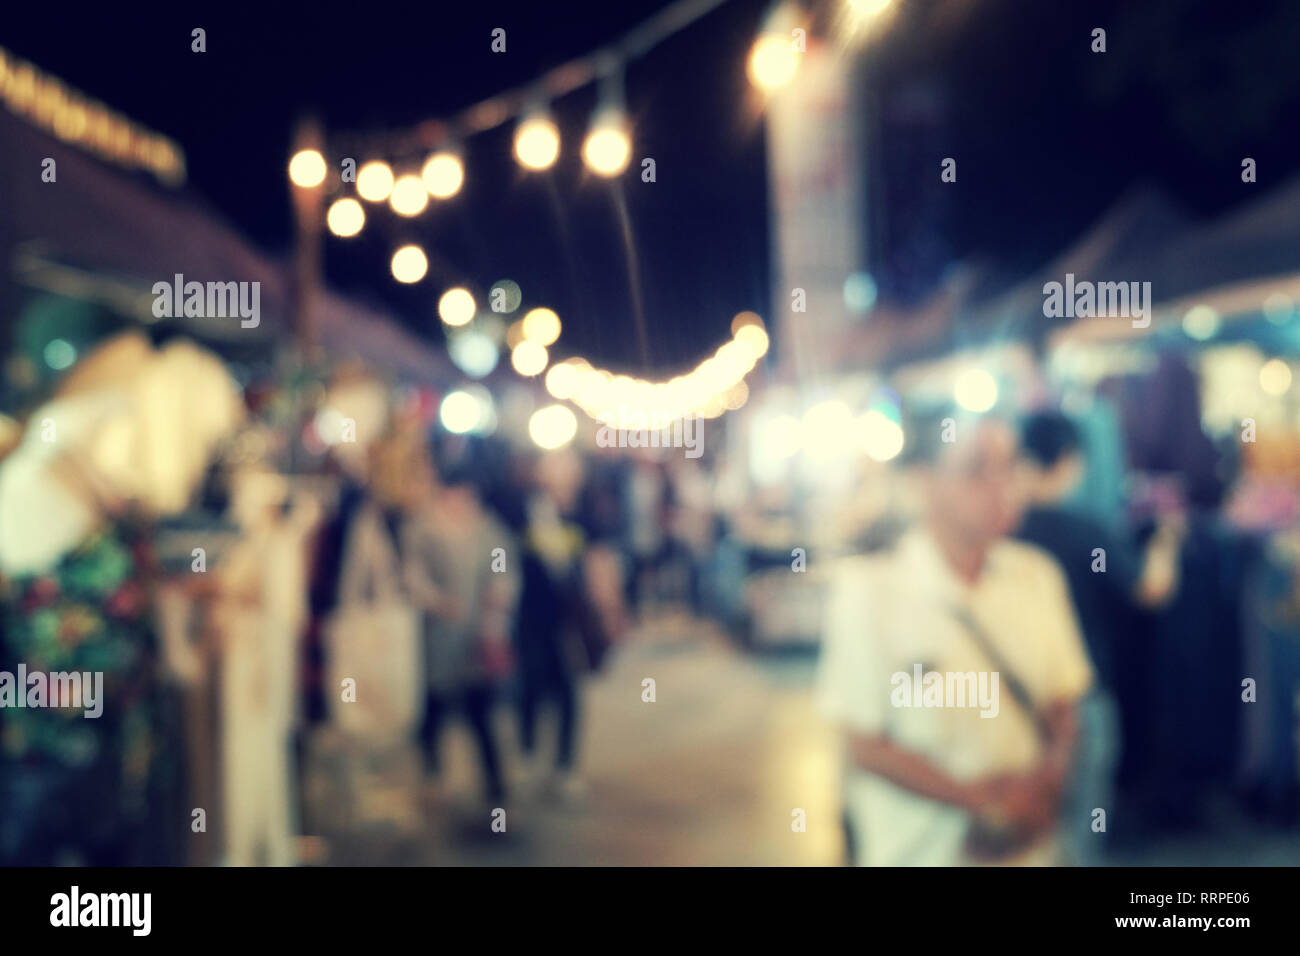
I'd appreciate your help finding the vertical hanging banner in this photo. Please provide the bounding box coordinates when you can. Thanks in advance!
[766,39,864,380]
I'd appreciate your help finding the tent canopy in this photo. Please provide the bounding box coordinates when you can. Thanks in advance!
[0,105,454,382]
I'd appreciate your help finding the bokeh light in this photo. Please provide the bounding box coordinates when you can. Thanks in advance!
[522,307,562,346]
[438,288,476,327]
[356,160,394,202]
[860,409,905,462]
[288,149,326,188]
[440,390,482,434]
[389,174,429,216]
[422,151,464,198]
[582,120,631,177]
[448,330,499,379]
[529,404,578,450]
[748,35,798,91]
[1260,358,1293,396]
[390,245,428,283]
[511,340,548,376]
[1183,304,1220,341]
[954,368,999,412]
[326,197,365,237]
[514,116,560,170]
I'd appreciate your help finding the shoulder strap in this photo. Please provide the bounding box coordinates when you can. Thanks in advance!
[947,605,1051,744]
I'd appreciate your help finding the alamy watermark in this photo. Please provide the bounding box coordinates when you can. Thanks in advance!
[1043,273,1151,329]
[151,273,260,328]
[595,405,702,458]
[890,664,1000,718]
[50,886,151,936]
[0,665,103,718]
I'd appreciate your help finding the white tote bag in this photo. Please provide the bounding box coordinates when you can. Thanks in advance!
[325,504,422,742]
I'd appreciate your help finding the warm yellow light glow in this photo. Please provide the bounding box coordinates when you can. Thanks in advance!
[522,307,562,346]
[546,361,581,400]
[848,0,893,17]
[390,245,428,283]
[0,50,184,184]
[803,400,855,462]
[734,324,770,358]
[731,311,764,334]
[860,409,905,462]
[440,390,481,435]
[529,404,578,450]
[389,174,429,216]
[748,35,798,91]
[438,287,476,327]
[712,341,754,384]
[326,197,365,237]
[954,368,999,412]
[356,161,395,202]
[514,116,560,170]
[766,414,802,460]
[582,123,631,177]
[422,151,464,198]
[288,149,326,188]
[1260,358,1293,396]
[505,320,526,350]
[511,340,549,377]
[698,393,728,418]
[723,381,750,411]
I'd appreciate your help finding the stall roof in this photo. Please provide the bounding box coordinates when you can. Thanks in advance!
[0,101,454,382]
[838,178,1300,368]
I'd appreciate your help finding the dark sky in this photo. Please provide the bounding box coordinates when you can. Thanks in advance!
[5,0,1300,373]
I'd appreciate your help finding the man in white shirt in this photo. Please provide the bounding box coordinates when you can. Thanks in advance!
[817,408,1093,866]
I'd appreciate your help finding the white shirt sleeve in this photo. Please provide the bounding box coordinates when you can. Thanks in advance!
[1036,557,1094,704]
[816,560,890,735]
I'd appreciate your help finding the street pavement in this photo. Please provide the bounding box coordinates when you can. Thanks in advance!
[306,612,844,866]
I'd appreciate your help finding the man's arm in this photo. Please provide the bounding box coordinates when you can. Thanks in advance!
[847,732,989,813]
[847,691,1080,826]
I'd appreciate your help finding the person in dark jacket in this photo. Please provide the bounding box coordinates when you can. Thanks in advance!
[1015,410,1184,862]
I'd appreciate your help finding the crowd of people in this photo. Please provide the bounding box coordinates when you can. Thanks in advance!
[0,340,731,864]
[2,328,1298,867]
[315,416,627,809]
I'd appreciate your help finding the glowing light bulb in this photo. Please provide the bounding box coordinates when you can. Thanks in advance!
[860,409,905,462]
[514,116,560,170]
[422,152,464,198]
[438,288,476,327]
[529,404,578,450]
[545,361,580,400]
[288,149,326,187]
[440,390,482,434]
[954,368,999,412]
[748,35,798,91]
[734,324,769,358]
[582,117,631,177]
[521,307,562,346]
[389,174,429,216]
[391,245,428,283]
[511,341,548,377]
[326,197,365,237]
[356,161,394,202]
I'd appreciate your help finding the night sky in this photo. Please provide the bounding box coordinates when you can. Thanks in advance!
[5,0,1300,374]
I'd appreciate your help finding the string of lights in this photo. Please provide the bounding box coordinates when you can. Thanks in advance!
[286,0,782,431]
[0,46,186,185]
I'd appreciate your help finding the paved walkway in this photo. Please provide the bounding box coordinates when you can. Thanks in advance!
[306,614,844,866]
[304,613,1300,866]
